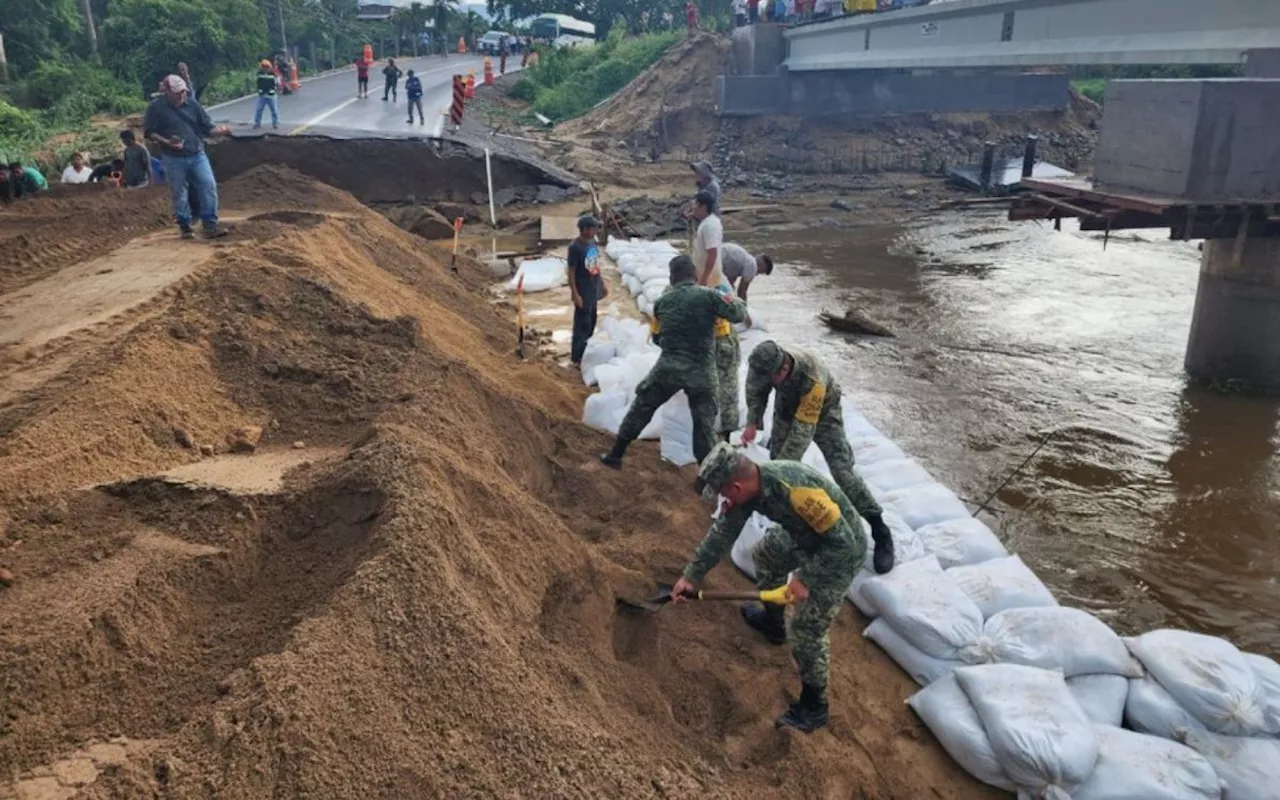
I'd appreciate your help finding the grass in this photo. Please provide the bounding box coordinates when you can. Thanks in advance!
[509,29,682,123]
[1072,78,1107,105]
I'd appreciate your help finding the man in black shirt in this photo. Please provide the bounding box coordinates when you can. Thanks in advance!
[119,131,151,188]
[567,214,608,366]
[143,74,231,239]
[382,58,403,102]
[254,59,280,129]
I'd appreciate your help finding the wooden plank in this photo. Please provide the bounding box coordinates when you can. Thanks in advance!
[1020,178,1176,216]
[540,216,579,243]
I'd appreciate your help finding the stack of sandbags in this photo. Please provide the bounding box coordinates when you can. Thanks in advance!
[908,664,1224,799]
[605,237,679,318]
[506,256,568,292]
[1123,630,1280,798]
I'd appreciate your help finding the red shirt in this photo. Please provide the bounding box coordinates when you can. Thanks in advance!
[356,58,370,78]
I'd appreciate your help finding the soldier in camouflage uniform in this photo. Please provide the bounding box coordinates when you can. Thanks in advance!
[741,340,895,574]
[671,443,887,732]
[713,323,740,438]
[600,255,748,469]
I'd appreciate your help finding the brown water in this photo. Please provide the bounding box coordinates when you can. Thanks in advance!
[737,211,1280,658]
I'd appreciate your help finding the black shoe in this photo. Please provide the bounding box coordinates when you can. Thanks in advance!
[180,227,195,240]
[200,225,229,240]
[775,688,829,733]
[599,438,629,470]
[867,514,896,575]
[741,604,787,645]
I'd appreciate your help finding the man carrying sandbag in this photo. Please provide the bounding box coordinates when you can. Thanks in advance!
[599,255,747,470]
[671,443,884,732]
[741,340,894,574]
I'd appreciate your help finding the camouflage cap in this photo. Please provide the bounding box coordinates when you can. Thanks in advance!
[694,442,744,499]
[748,340,786,375]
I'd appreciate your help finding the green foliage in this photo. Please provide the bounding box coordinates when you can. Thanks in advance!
[201,70,260,106]
[0,0,82,74]
[1073,78,1107,105]
[510,30,679,122]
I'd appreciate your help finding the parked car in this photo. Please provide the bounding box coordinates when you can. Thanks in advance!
[477,31,506,55]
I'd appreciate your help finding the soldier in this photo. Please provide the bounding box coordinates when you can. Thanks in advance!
[600,255,748,469]
[671,444,885,732]
[741,340,895,574]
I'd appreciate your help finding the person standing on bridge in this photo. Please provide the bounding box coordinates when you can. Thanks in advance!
[405,69,425,126]
[253,60,280,130]
[144,74,232,240]
[382,58,403,102]
[355,53,372,98]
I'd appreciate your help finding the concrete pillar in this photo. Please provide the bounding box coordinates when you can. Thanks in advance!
[1185,237,1280,391]
[1244,49,1280,78]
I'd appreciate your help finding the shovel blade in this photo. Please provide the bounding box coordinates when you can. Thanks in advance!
[614,583,676,613]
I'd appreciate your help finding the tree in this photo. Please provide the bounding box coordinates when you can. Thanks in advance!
[433,0,458,45]
[0,0,82,74]
[392,2,432,56]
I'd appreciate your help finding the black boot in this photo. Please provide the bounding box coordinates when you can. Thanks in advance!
[867,514,896,574]
[776,683,829,733]
[599,438,630,470]
[740,603,786,645]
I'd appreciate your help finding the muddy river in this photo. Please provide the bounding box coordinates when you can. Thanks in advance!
[736,212,1280,658]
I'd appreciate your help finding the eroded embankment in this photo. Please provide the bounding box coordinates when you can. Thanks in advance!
[0,166,999,799]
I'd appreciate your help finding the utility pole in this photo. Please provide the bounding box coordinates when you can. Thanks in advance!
[79,0,100,61]
[0,31,8,83]
[277,0,289,56]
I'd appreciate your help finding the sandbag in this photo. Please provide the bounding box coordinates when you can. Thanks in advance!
[954,664,1098,799]
[1067,673,1131,727]
[598,317,650,357]
[582,391,628,434]
[840,399,882,440]
[970,607,1141,678]
[859,555,985,660]
[856,457,934,494]
[1073,725,1224,800]
[946,555,1057,619]
[1181,730,1280,800]
[658,393,693,464]
[865,618,959,686]
[1126,630,1269,736]
[915,517,1008,568]
[855,510,926,588]
[728,513,772,578]
[851,436,906,466]
[507,256,567,292]
[883,483,972,530]
[906,673,1016,791]
[1125,674,1209,740]
[1242,652,1280,736]
[580,341,617,386]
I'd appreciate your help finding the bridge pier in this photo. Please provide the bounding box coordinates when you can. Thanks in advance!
[1185,239,1280,391]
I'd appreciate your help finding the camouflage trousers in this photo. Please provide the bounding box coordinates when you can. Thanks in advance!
[616,374,718,464]
[752,526,862,691]
[714,331,741,434]
[773,387,882,518]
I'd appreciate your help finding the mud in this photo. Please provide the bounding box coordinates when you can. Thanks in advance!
[0,167,998,799]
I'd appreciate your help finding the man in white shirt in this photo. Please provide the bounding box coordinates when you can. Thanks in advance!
[691,189,741,439]
[691,190,725,289]
[61,153,92,184]
[721,243,774,303]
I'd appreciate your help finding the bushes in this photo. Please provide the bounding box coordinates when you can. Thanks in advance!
[510,30,680,122]
[1073,78,1107,105]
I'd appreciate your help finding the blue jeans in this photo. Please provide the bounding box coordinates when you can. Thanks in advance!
[254,95,279,126]
[162,152,219,229]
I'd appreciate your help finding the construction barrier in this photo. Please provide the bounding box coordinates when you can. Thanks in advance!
[288,61,300,92]
[457,37,467,54]
[464,72,475,99]
[450,74,464,128]
[483,58,494,86]
[363,43,373,62]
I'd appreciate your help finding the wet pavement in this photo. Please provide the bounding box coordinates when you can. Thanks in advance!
[736,212,1280,658]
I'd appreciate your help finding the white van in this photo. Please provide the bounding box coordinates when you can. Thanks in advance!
[477,31,506,55]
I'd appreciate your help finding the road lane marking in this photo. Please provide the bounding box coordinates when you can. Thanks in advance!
[290,97,361,135]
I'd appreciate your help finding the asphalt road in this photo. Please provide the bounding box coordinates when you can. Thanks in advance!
[208,55,516,139]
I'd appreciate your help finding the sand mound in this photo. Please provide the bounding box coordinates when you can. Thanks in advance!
[0,170,999,799]
[560,32,731,157]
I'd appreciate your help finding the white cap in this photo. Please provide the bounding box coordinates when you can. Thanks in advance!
[161,74,188,93]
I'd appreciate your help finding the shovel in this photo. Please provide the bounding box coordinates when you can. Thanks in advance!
[618,583,794,613]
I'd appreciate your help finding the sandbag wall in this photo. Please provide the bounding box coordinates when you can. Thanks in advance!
[578,238,1280,800]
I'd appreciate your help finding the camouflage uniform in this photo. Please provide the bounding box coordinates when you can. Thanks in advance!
[614,280,748,463]
[714,325,740,434]
[684,457,866,693]
[745,343,881,519]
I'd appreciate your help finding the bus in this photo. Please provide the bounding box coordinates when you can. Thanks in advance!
[529,14,595,46]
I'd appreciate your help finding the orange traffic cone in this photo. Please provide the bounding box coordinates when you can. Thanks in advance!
[457,37,467,54]
[464,72,475,99]
[483,57,494,86]
[363,44,373,62]
[288,60,300,92]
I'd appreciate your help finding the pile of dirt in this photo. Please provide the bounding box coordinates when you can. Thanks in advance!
[0,166,999,799]
[559,32,732,158]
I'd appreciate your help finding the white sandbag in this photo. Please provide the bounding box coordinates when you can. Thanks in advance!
[599,316,650,356]
[852,436,906,466]
[729,513,772,578]
[840,399,882,440]
[507,256,567,292]
[1126,630,1269,736]
[853,510,926,592]
[582,391,629,434]
[971,607,1141,678]
[915,517,1009,568]
[946,555,1057,618]
[859,555,985,660]
[1181,730,1280,800]
[1067,673,1131,727]
[1073,725,1223,800]
[856,457,935,494]
[659,393,695,466]
[906,673,1016,791]
[865,618,960,686]
[954,663,1098,799]
[883,483,972,530]
[642,284,666,304]
[847,572,878,617]
[637,295,653,317]
[1242,652,1280,736]
[1125,674,1209,740]
[579,341,616,386]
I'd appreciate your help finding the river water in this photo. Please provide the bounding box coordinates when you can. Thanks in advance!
[736,211,1280,658]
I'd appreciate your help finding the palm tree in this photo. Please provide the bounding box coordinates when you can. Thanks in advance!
[393,2,433,56]
[461,10,488,49]
[433,0,458,49]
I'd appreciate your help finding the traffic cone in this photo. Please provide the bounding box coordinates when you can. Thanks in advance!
[483,57,494,86]
[464,72,475,99]
[288,60,300,92]
[363,44,373,62]
[457,37,467,54]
